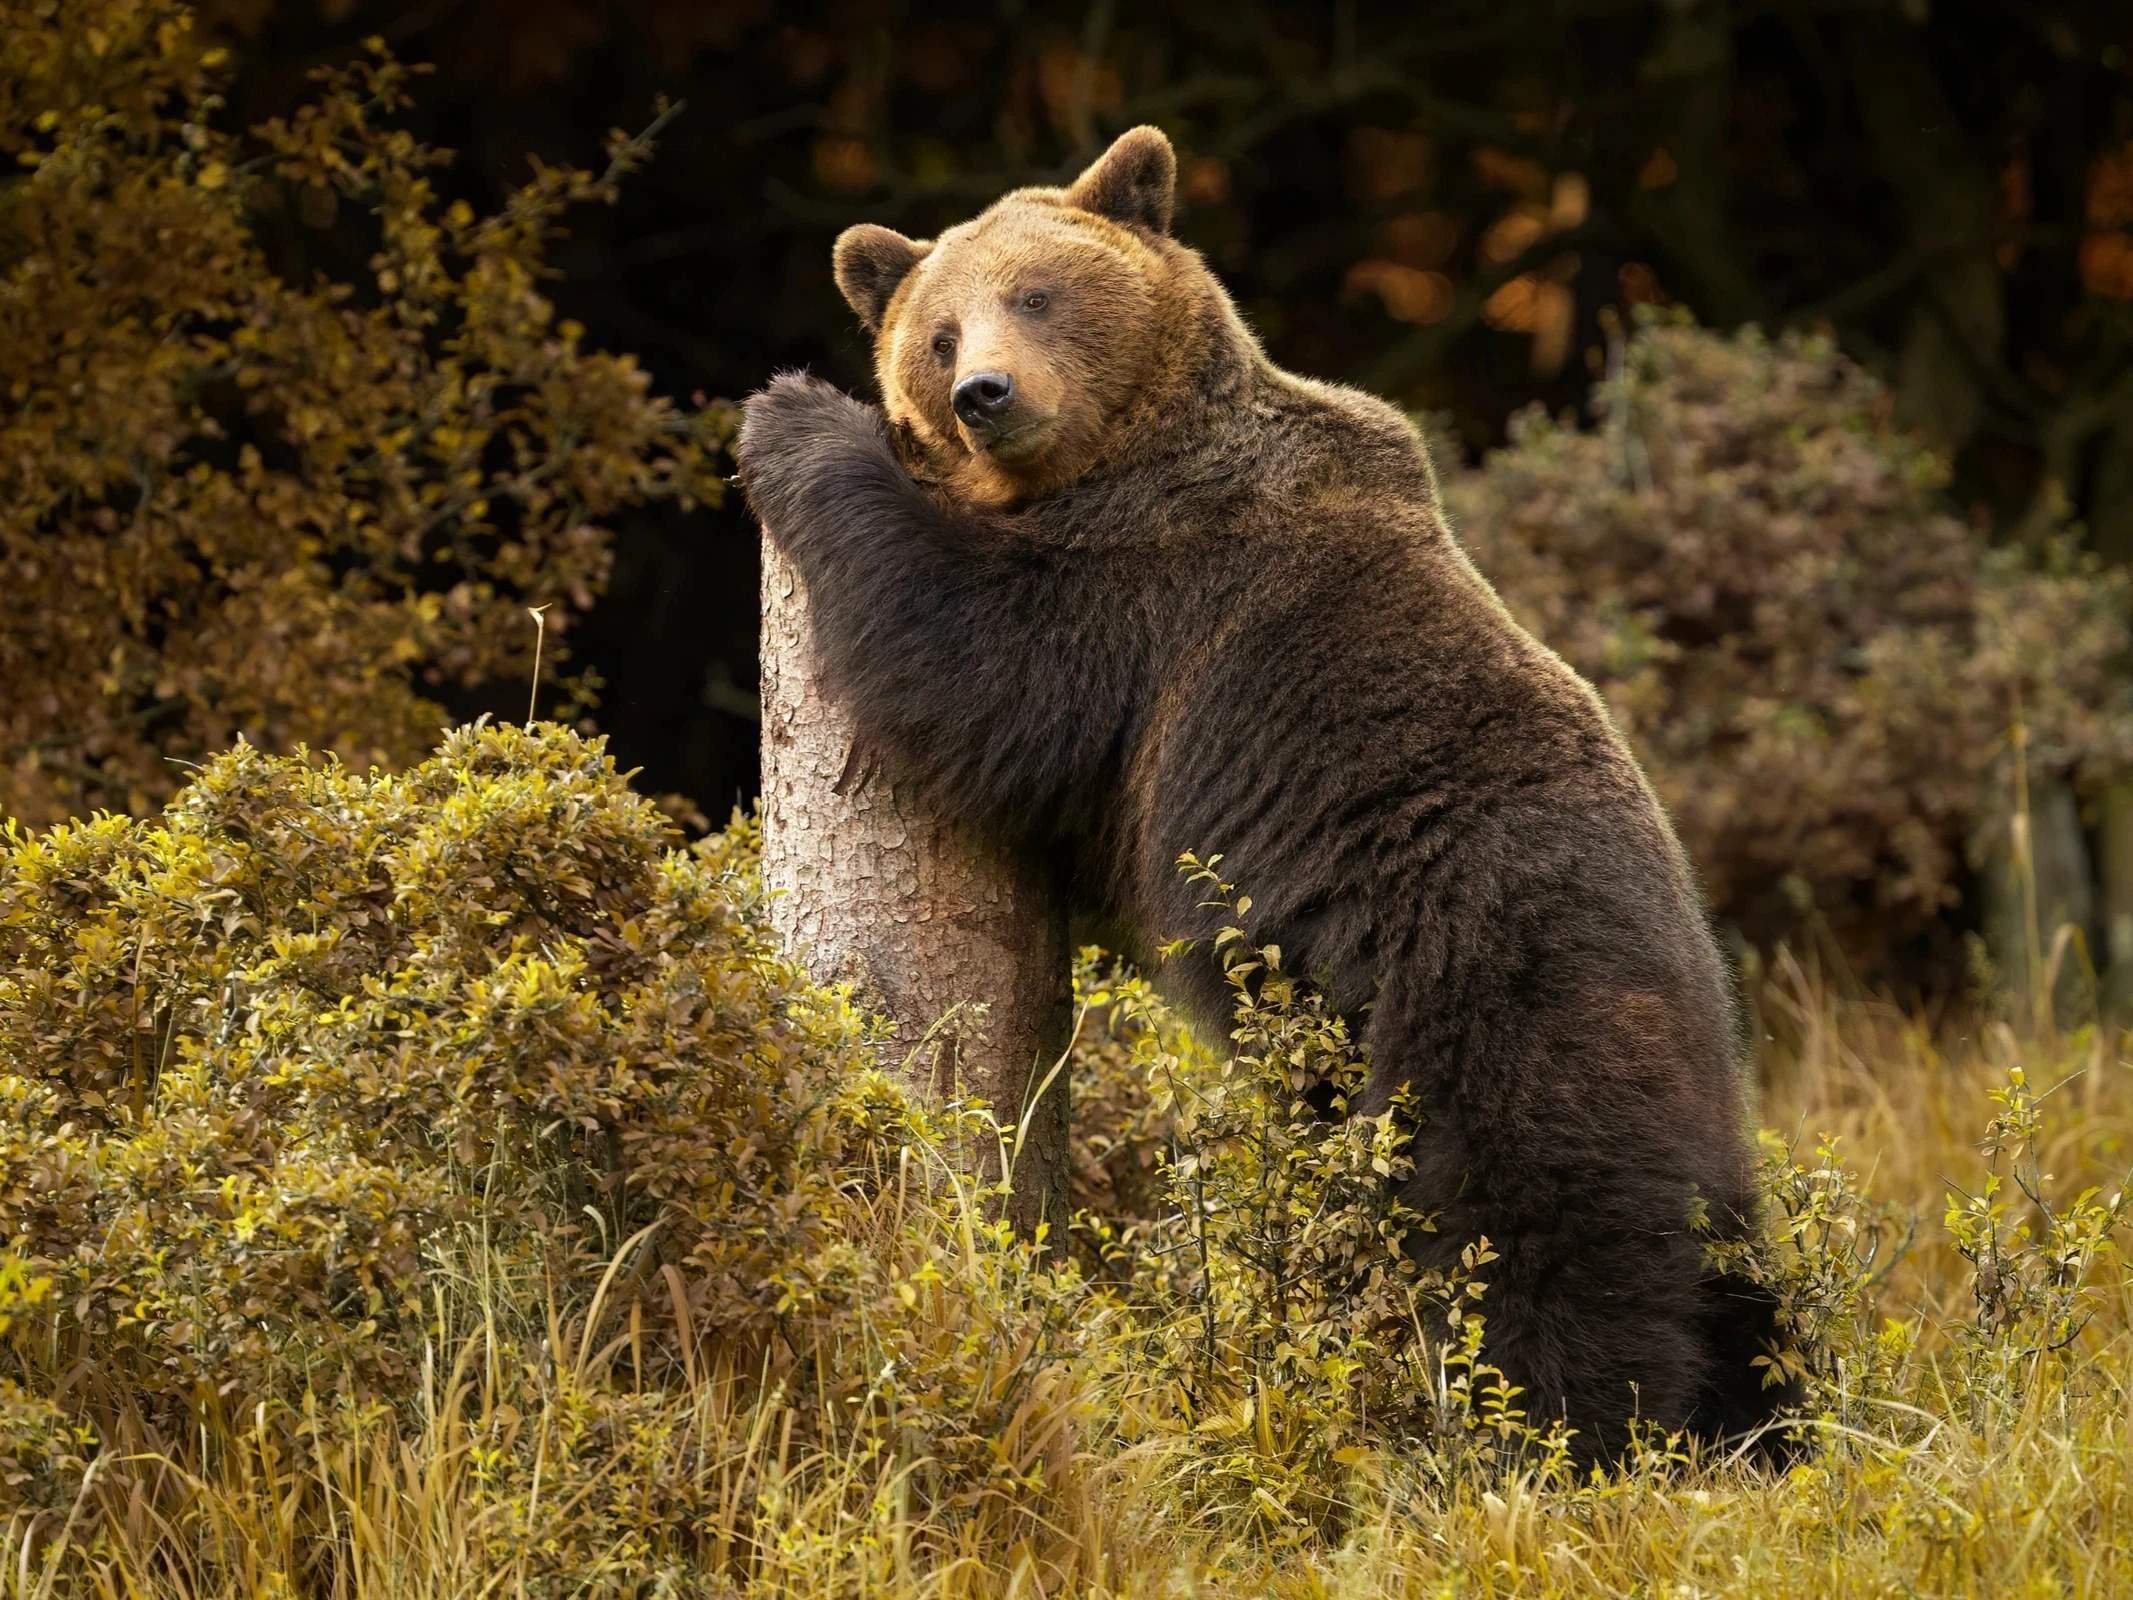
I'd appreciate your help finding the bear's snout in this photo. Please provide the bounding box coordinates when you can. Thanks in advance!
[952,370,1018,438]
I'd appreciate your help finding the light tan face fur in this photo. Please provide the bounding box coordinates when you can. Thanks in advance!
[881,208,1161,500]
[832,127,1183,504]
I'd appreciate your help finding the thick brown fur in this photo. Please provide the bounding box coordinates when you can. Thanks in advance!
[740,127,1800,1466]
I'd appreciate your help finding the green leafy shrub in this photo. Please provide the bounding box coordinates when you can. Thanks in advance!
[0,0,728,826]
[0,723,1087,1587]
[1078,857,1578,1542]
[1942,1053,2132,1391]
[1065,950,1191,1274]
[1447,315,2133,976]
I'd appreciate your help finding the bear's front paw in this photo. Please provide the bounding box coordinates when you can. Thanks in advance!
[736,372,894,531]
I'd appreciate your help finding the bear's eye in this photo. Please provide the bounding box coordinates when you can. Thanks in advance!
[931,334,955,361]
[1022,292,1049,312]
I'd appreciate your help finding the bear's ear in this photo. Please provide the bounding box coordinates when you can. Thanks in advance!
[833,224,928,332]
[1065,126,1177,235]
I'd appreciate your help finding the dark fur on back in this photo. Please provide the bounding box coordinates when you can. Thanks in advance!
[738,129,1799,1466]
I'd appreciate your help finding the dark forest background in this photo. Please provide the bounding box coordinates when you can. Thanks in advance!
[195,0,2133,820]
[20,6,2133,1579]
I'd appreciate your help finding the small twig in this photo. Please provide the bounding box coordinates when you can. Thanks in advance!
[525,603,551,728]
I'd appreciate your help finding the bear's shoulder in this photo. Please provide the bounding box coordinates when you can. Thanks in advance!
[1259,366,1423,451]
[1244,365,1440,511]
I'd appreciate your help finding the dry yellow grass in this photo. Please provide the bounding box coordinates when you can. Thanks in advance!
[7,731,2130,1598]
[11,961,2133,1598]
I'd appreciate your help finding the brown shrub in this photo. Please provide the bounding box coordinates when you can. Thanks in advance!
[1447,315,2133,975]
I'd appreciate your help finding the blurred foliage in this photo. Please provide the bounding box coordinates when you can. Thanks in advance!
[1450,315,2133,977]
[0,0,728,827]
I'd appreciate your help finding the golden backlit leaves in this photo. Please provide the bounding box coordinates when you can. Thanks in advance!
[1180,154,1230,208]
[1470,144,1548,197]
[1345,260,1454,324]
[1618,261,1664,306]
[0,0,730,827]
[2081,140,2133,298]
[1550,172,1589,231]
[1480,206,1548,267]
[1348,200,1460,324]
[1477,172,1588,374]
[1379,210,1462,268]
[1344,138,1598,367]
[1334,135,1618,373]
[813,132,877,192]
[1483,275,1575,373]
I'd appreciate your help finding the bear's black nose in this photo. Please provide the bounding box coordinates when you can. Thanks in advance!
[953,370,1016,429]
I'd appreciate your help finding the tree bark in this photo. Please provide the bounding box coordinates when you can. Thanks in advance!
[1980,764,2097,1031]
[758,531,1071,1241]
[2098,780,2133,1021]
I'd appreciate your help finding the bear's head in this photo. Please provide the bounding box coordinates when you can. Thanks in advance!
[833,126,1232,503]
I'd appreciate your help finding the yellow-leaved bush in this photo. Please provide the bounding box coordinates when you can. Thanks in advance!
[0,724,1652,1583]
[0,722,1729,1568]
[0,0,730,827]
[0,724,1088,1581]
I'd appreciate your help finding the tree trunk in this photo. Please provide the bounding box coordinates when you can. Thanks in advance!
[2099,780,2133,1021]
[1980,764,2097,1031]
[758,531,1071,1241]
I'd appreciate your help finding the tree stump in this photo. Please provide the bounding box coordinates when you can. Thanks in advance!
[758,532,1070,1240]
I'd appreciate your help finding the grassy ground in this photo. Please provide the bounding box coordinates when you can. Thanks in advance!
[11,958,2133,1598]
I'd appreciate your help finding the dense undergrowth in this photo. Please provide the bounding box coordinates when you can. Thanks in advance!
[3,724,2132,1597]
[1445,316,2133,977]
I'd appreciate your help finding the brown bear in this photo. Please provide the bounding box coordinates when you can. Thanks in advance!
[738,126,1798,1465]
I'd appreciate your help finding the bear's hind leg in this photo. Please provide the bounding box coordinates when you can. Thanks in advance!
[1438,1191,1715,1464]
[1692,1265,1805,1466]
